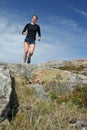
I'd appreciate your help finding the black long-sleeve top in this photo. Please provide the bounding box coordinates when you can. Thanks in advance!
[22,23,41,40]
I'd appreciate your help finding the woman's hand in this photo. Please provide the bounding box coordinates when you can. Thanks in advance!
[38,36,41,41]
[23,31,28,35]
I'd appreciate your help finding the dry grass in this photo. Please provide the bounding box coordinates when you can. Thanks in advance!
[0,69,87,130]
[32,69,59,83]
[3,100,87,130]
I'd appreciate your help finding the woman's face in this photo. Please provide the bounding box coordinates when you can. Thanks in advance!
[32,16,38,23]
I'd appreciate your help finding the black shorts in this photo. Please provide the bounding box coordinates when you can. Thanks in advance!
[25,37,35,44]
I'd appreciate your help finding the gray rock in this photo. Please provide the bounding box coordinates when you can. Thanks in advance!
[75,120,87,130]
[66,72,87,92]
[31,84,50,101]
[0,67,12,121]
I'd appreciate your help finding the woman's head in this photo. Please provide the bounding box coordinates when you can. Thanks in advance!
[32,15,38,23]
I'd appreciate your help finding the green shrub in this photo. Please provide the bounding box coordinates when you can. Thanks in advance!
[49,91,57,99]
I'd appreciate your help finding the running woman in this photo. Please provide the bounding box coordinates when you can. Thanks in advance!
[22,15,41,63]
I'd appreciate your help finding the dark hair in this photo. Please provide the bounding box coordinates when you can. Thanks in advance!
[32,15,38,20]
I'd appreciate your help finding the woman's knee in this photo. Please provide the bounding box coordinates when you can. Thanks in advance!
[29,51,33,56]
[29,44,35,56]
[24,42,29,53]
[24,50,28,56]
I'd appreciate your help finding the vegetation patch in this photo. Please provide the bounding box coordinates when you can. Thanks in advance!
[72,85,87,108]
[59,64,86,73]
[32,69,59,83]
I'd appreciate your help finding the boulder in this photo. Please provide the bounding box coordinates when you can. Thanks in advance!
[0,66,12,121]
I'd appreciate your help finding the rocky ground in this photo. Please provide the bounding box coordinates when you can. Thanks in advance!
[0,59,87,130]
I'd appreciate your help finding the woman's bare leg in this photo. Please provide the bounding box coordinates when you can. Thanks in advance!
[23,42,29,63]
[29,44,35,57]
[27,44,35,63]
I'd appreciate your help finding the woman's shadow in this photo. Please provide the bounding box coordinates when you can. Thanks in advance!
[7,76,19,121]
[1,76,19,122]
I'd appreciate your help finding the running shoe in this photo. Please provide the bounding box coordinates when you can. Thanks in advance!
[27,56,31,63]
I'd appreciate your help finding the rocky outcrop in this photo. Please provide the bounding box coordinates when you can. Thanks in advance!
[0,60,87,129]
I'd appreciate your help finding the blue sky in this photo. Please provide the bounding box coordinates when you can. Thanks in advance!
[0,0,87,64]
